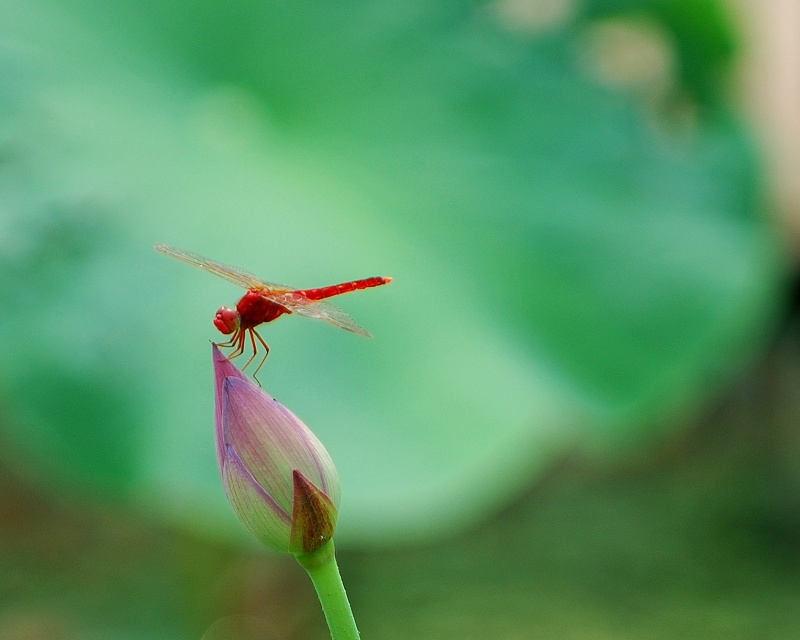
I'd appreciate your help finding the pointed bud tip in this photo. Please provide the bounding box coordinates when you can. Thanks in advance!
[213,343,249,384]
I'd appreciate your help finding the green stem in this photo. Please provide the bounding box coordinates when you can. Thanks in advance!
[295,540,360,640]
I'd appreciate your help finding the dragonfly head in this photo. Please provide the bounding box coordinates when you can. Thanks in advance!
[214,306,240,335]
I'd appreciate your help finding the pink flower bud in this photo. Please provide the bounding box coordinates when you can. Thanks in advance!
[212,345,340,555]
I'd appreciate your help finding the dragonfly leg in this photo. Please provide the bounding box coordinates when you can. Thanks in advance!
[241,329,260,371]
[249,330,271,386]
[216,328,270,385]
[228,329,247,360]
[215,331,242,360]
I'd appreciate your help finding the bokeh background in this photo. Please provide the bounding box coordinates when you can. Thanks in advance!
[1,0,799,638]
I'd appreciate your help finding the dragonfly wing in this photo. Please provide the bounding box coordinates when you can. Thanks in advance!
[155,244,292,293]
[156,244,375,336]
[279,294,372,337]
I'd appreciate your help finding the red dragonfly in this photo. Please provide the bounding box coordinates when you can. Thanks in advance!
[155,244,391,378]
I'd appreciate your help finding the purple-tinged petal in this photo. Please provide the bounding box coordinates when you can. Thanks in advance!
[212,346,341,555]
[222,443,292,552]
[213,344,248,465]
[221,377,340,515]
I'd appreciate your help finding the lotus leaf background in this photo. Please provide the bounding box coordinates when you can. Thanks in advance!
[1,0,798,638]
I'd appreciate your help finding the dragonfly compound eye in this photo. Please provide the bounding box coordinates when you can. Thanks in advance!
[214,307,240,334]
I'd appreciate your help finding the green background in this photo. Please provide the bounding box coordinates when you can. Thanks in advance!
[0,0,796,638]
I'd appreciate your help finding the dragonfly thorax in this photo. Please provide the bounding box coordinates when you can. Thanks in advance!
[235,289,290,329]
[214,307,240,335]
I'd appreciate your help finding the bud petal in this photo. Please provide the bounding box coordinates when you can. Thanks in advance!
[290,470,338,555]
[212,345,340,554]
[221,440,292,550]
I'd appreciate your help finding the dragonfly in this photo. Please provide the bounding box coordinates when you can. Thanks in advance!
[155,244,391,379]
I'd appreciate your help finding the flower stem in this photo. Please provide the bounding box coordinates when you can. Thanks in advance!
[295,540,360,640]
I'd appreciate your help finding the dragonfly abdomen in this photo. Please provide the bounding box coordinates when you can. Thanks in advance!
[300,276,392,301]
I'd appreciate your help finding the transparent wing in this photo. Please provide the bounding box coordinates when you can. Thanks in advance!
[277,293,372,337]
[156,244,373,336]
[155,244,293,293]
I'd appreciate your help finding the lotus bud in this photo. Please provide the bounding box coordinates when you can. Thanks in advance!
[212,345,340,555]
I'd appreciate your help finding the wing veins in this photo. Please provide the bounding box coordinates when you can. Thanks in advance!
[155,244,292,293]
[278,293,371,337]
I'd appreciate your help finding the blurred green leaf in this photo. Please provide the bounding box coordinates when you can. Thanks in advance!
[0,0,784,543]
[583,0,738,108]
